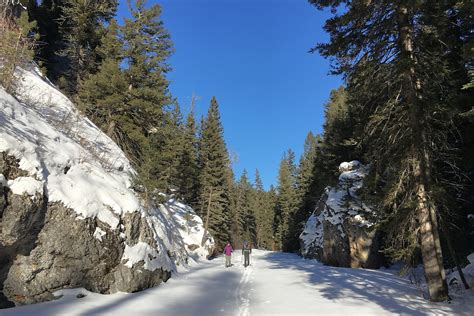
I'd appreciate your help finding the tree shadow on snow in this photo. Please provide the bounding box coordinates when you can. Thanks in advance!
[77,264,242,316]
[262,252,457,315]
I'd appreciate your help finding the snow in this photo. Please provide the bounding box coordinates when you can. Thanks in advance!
[300,212,324,255]
[122,242,163,271]
[0,67,137,228]
[339,160,361,172]
[3,250,472,316]
[0,67,213,275]
[93,227,106,242]
[6,176,43,197]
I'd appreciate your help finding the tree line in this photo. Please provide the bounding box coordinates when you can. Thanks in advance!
[2,0,472,302]
[305,0,474,302]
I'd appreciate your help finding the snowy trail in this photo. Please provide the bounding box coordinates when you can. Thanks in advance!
[2,250,473,316]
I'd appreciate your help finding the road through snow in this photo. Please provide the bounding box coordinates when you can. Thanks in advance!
[2,250,472,315]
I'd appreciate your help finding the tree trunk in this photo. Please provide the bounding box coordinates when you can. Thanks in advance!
[201,188,212,247]
[397,3,448,301]
[415,172,448,301]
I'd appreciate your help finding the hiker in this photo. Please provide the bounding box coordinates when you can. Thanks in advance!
[223,241,233,268]
[242,240,252,267]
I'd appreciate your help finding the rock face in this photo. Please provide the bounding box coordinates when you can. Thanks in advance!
[0,68,213,307]
[300,161,383,269]
[0,155,172,306]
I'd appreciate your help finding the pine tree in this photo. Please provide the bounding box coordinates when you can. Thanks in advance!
[294,132,321,243]
[176,107,200,208]
[322,87,358,172]
[232,170,257,246]
[153,103,184,192]
[58,0,117,93]
[198,97,232,249]
[274,150,298,252]
[27,0,65,81]
[267,185,278,250]
[252,169,276,249]
[76,19,133,156]
[77,1,175,194]
[309,0,473,301]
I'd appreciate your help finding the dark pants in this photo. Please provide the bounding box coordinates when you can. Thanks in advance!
[243,250,250,266]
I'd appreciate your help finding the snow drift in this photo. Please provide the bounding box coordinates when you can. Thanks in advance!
[0,67,213,306]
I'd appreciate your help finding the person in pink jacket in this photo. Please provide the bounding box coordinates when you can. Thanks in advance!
[223,242,233,268]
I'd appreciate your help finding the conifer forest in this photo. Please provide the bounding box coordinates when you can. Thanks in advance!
[0,0,473,313]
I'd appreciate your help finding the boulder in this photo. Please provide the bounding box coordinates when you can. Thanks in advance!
[300,161,383,269]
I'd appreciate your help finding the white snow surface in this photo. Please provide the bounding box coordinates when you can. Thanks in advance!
[93,227,106,242]
[300,161,374,256]
[6,176,43,197]
[0,67,137,228]
[0,67,213,273]
[3,250,473,316]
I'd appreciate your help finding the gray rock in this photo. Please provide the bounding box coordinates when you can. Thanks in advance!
[0,153,172,306]
[300,161,383,269]
[2,191,45,245]
[3,202,172,305]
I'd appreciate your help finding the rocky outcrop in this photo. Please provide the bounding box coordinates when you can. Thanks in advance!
[0,153,176,306]
[0,68,213,307]
[300,161,383,269]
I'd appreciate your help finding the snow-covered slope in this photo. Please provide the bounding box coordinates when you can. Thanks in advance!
[0,67,213,305]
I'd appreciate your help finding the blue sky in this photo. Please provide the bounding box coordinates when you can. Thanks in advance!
[118,0,342,189]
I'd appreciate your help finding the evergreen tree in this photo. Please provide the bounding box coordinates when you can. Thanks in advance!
[153,103,184,191]
[234,170,257,246]
[274,150,298,252]
[294,132,321,243]
[322,87,358,173]
[309,0,473,301]
[77,1,174,194]
[176,108,200,208]
[267,185,278,251]
[252,169,265,248]
[76,19,134,157]
[198,97,232,249]
[58,0,117,93]
[27,0,65,81]
[252,169,276,249]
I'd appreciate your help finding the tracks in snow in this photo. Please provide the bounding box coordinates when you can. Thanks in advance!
[236,260,253,316]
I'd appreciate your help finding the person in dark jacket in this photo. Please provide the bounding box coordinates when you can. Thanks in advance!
[242,241,252,267]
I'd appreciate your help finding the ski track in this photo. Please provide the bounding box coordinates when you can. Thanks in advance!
[236,261,252,316]
[3,250,473,316]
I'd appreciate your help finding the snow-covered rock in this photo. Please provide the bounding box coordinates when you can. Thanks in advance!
[300,161,383,268]
[0,67,213,306]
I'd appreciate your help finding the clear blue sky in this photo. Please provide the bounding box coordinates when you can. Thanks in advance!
[118,0,342,189]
